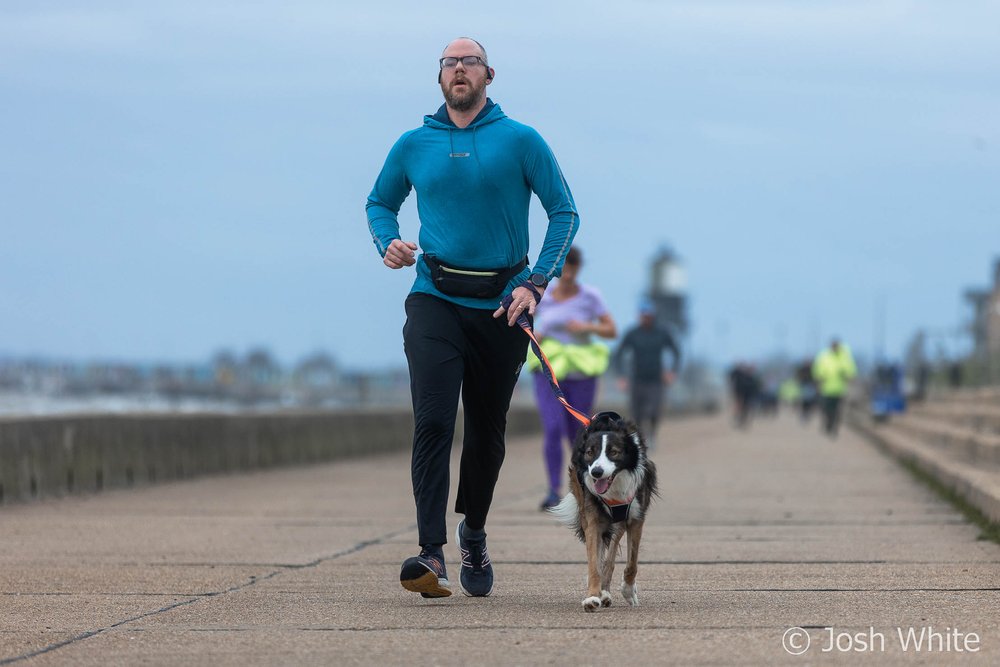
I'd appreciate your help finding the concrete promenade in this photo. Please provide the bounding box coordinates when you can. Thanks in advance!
[2,412,998,665]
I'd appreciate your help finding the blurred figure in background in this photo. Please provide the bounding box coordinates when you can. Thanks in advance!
[530,247,617,510]
[613,299,681,448]
[778,375,801,410]
[795,360,818,423]
[728,362,760,429]
[757,374,779,417]
[812,338,857,437]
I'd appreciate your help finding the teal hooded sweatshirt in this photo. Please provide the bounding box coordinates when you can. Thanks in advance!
[365,100,580,309]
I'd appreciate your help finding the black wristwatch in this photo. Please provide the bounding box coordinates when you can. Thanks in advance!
[529,272,549,288]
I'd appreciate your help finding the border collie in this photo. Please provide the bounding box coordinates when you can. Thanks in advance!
[549,411,658,611]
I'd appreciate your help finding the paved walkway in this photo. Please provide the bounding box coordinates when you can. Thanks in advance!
[1,413,998,665]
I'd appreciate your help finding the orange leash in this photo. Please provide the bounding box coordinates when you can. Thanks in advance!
[513,311,592,428]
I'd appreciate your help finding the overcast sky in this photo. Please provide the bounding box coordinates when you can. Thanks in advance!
[2,0,998,370]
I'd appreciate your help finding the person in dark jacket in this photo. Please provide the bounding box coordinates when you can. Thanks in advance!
[728,362,760,429]
[613,300,681,447]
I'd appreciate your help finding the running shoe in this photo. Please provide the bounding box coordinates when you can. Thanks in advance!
[455,520,493,597]
[399,546,451,598]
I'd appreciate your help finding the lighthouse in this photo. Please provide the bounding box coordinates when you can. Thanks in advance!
[647,246,688,336]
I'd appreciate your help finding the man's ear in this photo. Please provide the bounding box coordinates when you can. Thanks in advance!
[486,67,495,83]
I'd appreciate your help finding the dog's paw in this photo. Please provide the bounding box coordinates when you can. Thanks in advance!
[621,582,640,606]
[582,596,602,612]
[600,590,612,607]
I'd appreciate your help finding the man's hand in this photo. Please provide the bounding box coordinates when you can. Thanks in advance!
[565,319,591,333]
[383,239,417,269]
[663,371,676,385]
[494,285,544,326]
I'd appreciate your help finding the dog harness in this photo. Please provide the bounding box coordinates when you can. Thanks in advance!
[574,468,637,524]
[601,496,634,523]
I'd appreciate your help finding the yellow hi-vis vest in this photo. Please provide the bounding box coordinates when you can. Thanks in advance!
[525,339,610,380]
[812,345,857,397]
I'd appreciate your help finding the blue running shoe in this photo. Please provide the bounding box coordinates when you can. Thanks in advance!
[400,546,451,598]
[456,520,493,597]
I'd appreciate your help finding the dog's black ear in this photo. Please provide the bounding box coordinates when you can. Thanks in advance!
[624,419,644,447]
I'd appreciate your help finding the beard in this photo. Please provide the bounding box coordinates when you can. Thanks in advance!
[441,76,486,112]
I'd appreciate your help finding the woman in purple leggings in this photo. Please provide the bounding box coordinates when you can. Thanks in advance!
[530,247,618,510]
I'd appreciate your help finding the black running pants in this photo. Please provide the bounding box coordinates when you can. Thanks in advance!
[403,293,529,546]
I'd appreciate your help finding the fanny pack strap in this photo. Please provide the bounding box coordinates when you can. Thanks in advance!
[424,255,527,283]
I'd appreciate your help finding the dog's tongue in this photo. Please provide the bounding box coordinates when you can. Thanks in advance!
[594,477,611,495]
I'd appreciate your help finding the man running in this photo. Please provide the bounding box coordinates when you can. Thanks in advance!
[366,37,579,598]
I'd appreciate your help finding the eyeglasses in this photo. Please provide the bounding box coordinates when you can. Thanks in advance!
[439,55,487,69]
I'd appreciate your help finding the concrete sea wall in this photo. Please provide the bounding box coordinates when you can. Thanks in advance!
[0,407,544,506]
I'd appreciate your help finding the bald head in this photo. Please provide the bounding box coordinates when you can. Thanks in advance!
[443,37,488,65]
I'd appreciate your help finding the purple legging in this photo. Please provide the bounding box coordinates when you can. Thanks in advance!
[533,372,598,493]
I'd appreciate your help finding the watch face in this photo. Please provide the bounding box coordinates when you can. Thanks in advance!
[530,274,546,286]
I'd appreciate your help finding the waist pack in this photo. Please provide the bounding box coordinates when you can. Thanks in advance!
[423,255,528,299]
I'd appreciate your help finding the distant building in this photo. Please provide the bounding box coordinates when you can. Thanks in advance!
[646,246,688,336]
[964,258,1000,385]
[965,258,1000,359]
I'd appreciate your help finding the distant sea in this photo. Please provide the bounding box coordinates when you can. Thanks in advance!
[0,392,286,417]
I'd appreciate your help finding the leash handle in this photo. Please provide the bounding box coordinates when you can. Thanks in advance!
[502,287,591,428]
